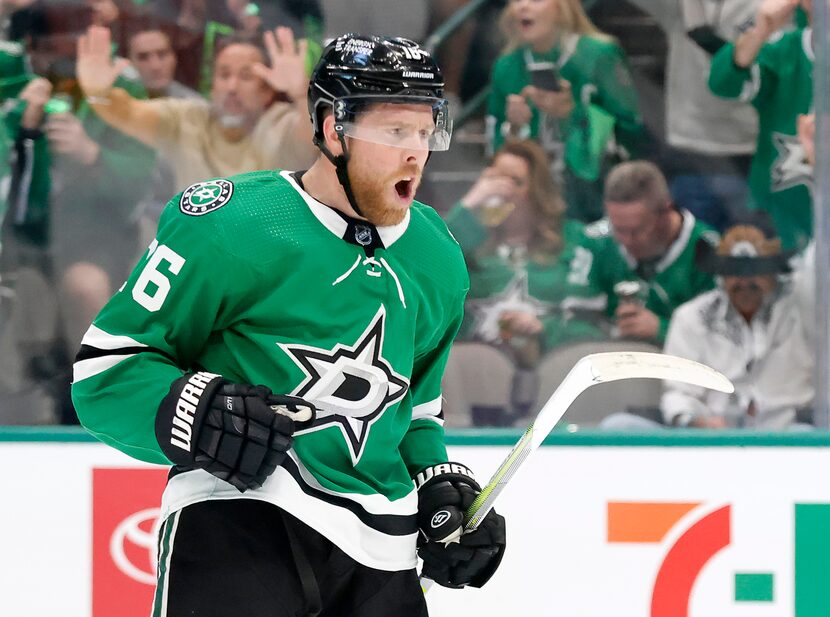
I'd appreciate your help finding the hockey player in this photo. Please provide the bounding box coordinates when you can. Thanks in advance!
[71,34,506,616]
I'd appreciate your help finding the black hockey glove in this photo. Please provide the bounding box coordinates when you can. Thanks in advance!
[156,371,315,493]
[414,462,506,589]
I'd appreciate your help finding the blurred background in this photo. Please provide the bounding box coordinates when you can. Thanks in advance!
[0,0,828,614]
[0,0,823,433]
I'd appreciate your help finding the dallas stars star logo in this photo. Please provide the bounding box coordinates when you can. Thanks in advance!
[467,271,555,343]
[179,179,234,216]
[278,306,409,465]
[771,132,813,193]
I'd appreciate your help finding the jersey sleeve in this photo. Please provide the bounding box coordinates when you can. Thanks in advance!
[77,94,157,210]
[561,227,609,314]
[3,102,52,237]
[443,203,488,254]
[543,222,608,349]
[399,287,466,477]
[590,42,646,156]
[708,36,783,108]
[71,197,257,464]
[487,56,511,155]
[142,97,195,146]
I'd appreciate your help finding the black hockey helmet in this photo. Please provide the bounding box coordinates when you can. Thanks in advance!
[308,34,452,152]
[306,34,452,218]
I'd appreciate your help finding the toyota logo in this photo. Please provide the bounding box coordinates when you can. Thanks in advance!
[110,508,161,585]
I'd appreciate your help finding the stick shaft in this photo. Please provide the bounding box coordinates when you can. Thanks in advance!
[421,352,733,588]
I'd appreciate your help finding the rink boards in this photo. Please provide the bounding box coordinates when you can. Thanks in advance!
[2,429,830,617]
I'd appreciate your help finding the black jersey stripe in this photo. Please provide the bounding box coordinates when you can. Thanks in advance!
[168,460,418,536]
[280,457,418,537]
[75,343,176,364]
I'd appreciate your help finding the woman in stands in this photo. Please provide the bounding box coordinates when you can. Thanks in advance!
[444,139,603,367]
[487,0,646,223]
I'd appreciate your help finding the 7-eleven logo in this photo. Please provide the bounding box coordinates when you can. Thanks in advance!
[607,502,830,616]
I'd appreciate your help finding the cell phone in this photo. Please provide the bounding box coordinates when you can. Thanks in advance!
[529,65,560,92]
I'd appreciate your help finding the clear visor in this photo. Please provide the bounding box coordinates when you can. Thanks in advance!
[333,95,453,152]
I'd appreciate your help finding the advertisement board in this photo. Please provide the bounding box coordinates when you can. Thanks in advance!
[1,438,829,617]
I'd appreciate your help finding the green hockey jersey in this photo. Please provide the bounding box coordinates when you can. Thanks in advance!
[568,210,717,343]
[444,204,604,350]
[487,34,645,221]
[709,28,814,250]
[2,100,51,246]
[72,170,470,571]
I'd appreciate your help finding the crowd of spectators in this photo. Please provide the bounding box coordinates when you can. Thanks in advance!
[0,0,821,431]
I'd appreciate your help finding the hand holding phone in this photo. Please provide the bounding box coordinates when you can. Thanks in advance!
[521,77,573,119]
[528,65,560,92]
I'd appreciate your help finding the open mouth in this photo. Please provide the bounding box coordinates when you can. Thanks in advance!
[519,18,534,29]
[394,178,415,201]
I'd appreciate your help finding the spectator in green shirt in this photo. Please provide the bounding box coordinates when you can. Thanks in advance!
[444,139,603,366]
[568,160,718,344]
[708,0,813,250]
[487,0,646,223]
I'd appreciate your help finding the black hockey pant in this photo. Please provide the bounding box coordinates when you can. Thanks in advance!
[151,499,429,617]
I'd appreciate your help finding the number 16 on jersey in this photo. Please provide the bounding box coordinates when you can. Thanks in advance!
[125,239,187,312]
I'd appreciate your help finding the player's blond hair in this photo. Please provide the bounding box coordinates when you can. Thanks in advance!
[499,0,614,52]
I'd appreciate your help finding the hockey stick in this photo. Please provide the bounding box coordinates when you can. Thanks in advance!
[422,351,733,590]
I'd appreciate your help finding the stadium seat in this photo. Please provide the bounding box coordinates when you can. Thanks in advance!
[535,340,663,428]
[442,342,515,427]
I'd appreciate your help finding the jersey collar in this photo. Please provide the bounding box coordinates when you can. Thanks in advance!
[618,209,696,274]
[281,170,411,248]
[522,33,579,69]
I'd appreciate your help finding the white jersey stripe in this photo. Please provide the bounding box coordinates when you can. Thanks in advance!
[161,511,180,617]
[159,469,419,571]
[73,354,137,383]
[739,64,761,103]
[81,323,147,350]
[412,396,442,421]
[288,451,417,516]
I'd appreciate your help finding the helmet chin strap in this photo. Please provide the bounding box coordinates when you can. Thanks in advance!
[314,133,365,219]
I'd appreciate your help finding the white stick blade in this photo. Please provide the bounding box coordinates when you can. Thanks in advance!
[586,351,734,393]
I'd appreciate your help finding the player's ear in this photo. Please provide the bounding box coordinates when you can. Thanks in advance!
[322,114,344,157]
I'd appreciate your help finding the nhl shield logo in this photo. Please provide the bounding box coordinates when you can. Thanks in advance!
[179,179,234,216]
[354,225,373,246]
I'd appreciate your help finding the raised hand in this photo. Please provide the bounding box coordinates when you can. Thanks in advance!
[755,0,800,38]
[76,25,130,97]
[251,26,309,102]
[460,167,517,209]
